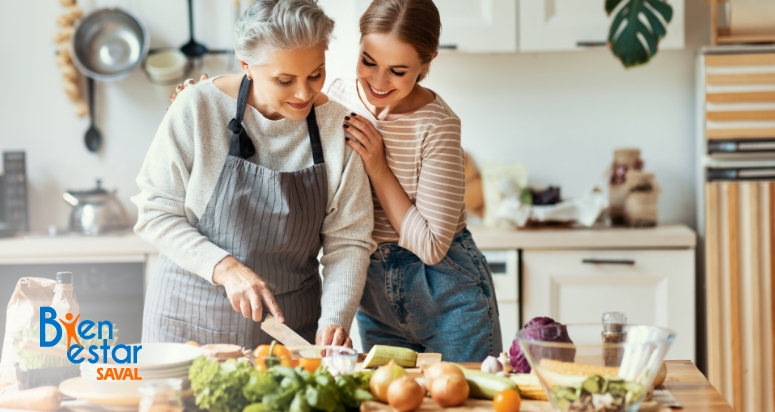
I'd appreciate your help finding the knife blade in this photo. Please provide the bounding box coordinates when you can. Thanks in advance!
[261,314,311,346]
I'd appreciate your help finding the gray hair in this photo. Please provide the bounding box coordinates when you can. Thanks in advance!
[234,0,335,65]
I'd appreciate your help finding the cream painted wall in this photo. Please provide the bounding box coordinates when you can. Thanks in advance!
[0,0,707,232]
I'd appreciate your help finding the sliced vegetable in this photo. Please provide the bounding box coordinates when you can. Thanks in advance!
[551,375,646,412]
[362,345,418,368]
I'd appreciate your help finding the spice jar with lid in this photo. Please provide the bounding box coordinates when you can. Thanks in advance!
[601,312,627,367]
[138,378,183,412]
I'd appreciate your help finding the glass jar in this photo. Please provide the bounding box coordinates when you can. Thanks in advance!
[601,312,628,367]
[138,378,184,412]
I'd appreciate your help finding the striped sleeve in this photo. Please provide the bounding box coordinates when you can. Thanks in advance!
[397,117,465,265]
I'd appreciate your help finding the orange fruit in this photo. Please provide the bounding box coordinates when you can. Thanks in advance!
[299,358,321,373]
[493,389,521,412]
[185,341,199,347]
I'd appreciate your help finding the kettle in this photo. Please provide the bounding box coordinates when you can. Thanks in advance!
[63,180,130,235]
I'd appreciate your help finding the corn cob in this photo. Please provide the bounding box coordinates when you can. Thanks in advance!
[538,358,620,377]
[510,374,548,400]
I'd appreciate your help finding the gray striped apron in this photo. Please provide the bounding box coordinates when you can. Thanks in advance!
[142,75,327,347]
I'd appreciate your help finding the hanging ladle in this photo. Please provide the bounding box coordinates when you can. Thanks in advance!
[179,0,232,60]
[84,77,102,153]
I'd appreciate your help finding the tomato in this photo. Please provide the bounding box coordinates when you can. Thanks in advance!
[493,389,521,412]
[299,358,321,373]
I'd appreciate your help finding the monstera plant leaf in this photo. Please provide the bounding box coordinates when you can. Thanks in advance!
[606,0,674,68]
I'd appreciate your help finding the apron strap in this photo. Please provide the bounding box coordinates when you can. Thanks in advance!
[306,105,324,165]
[227,75,257,159]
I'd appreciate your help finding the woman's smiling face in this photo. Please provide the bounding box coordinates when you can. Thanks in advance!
[356,32,430,108]
[242,43,327,120]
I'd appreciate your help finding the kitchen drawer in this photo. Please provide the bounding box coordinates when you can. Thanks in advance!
[522,249,695,361]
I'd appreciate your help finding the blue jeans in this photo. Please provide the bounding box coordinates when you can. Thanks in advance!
[356,228,502,362]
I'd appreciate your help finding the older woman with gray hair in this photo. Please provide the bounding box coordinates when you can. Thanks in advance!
[132,0,375,348]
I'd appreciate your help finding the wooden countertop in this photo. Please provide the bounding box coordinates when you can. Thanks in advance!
[362,361,732,412]
[468,224,696,250]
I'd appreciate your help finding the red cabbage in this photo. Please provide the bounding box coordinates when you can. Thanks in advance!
[510,317,575,373]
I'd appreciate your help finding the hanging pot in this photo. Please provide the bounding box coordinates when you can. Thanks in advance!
[71,8,150,82]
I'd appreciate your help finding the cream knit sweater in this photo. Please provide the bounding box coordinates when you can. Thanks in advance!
[131,77,376,332]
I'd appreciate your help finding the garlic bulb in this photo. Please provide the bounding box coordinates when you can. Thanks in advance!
[498,352,513,373]
[481,356,503,374]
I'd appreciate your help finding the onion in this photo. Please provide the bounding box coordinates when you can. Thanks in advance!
[370,360,407,402]
[652,362,668,388]
[430,374,469,407]
[387,376,425,412]
[423,362,465,390]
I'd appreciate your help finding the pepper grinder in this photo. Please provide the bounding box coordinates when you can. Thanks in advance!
[602,312,627,367]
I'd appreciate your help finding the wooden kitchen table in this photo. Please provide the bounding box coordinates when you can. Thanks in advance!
[362,360,733,412]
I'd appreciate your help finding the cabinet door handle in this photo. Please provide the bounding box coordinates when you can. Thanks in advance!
[582,258,635,265]
[576,41,607,47]
[438,44,458,50]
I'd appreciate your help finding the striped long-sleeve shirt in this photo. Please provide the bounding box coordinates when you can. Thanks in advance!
[328,79,467,265]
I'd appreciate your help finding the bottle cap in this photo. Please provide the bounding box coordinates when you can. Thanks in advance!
[56,272,73,285]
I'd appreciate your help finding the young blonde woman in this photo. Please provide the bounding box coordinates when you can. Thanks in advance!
[174,0,501,361]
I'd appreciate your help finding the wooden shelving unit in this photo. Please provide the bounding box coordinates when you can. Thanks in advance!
[707,0,775,45]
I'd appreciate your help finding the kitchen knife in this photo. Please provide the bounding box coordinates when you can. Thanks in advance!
[261,314,311,346]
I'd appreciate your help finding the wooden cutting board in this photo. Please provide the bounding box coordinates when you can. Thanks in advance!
[361,398,666,412]
[361,398,555,412]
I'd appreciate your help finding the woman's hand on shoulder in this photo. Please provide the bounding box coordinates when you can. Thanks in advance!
[168,74,209,105]
[343,113,390,179]
[316,324,353,348]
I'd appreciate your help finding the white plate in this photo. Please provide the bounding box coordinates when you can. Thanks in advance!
[77,343,201,370]
[80,364,191,377]
[59,377,193,408]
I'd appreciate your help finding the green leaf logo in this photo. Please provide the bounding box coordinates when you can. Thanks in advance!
[606,0,674,67]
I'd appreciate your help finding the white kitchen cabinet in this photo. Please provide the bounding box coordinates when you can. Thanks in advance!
[521,249,695,362]
[481,250,520,351]
[518,0,684,52]
[355,0,517,52]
